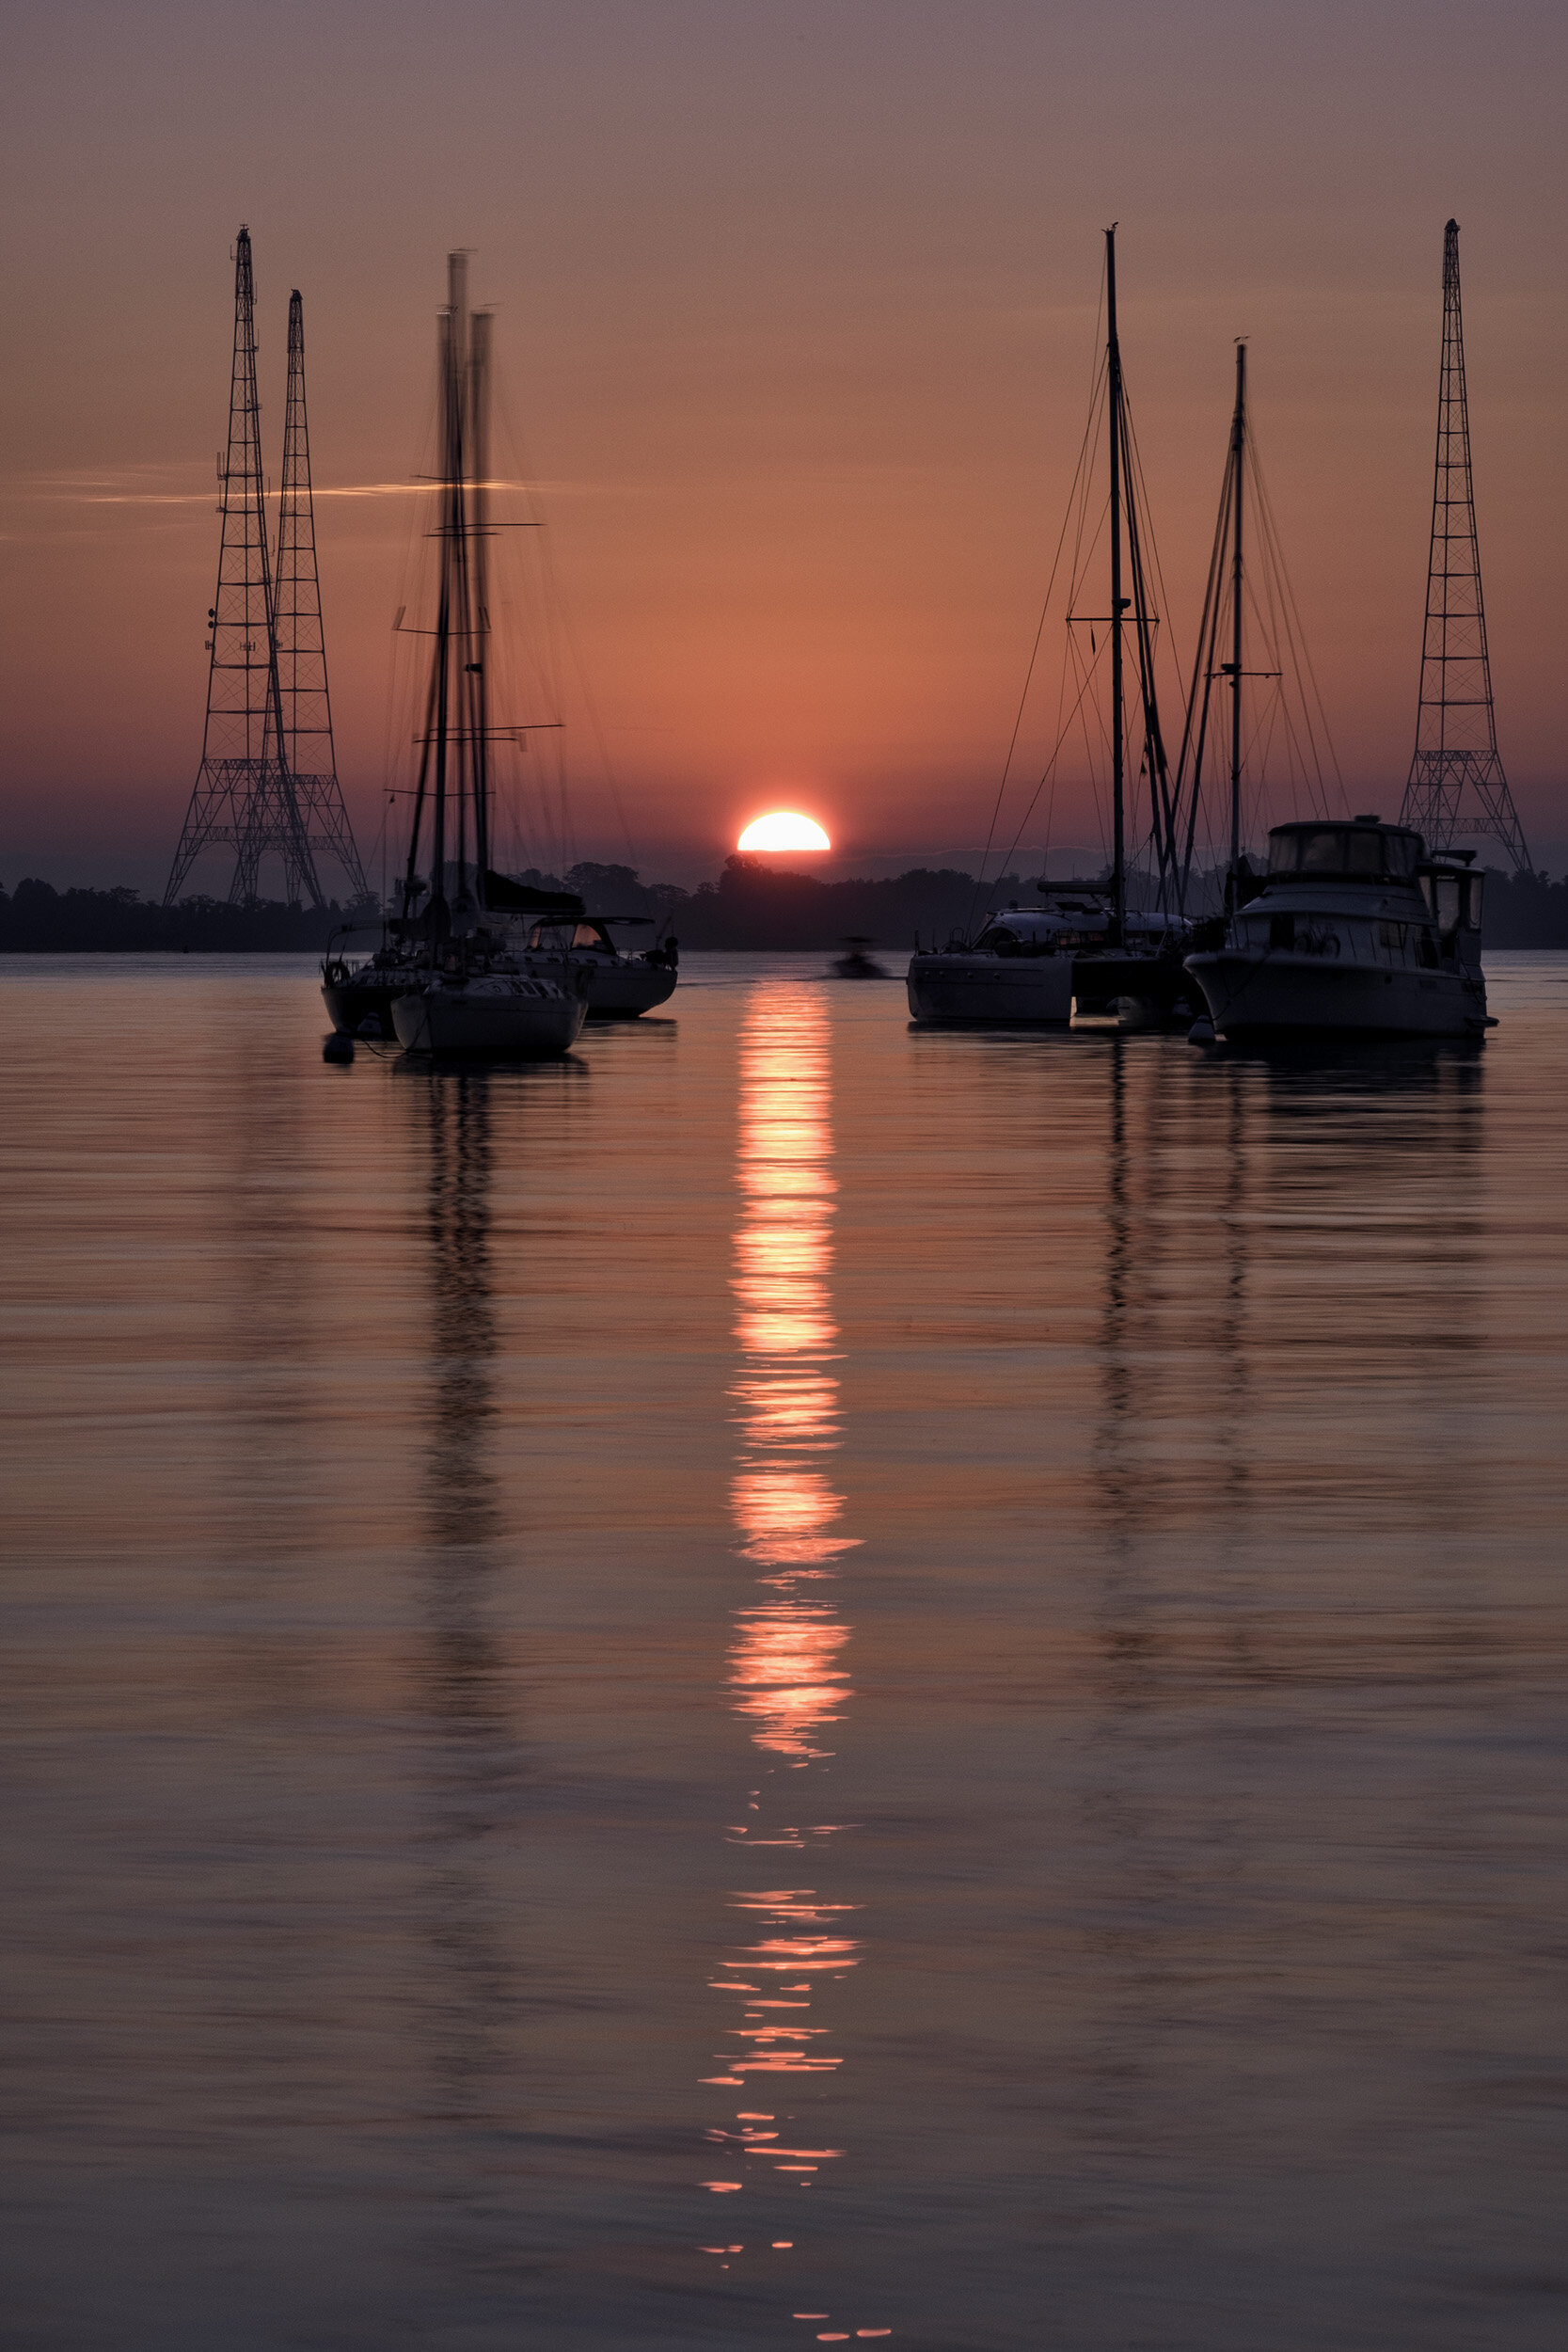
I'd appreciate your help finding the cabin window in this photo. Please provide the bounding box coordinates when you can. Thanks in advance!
[1298,830,1347,873]
[1269,914,1294,950]
[1417,930,1440,969]
[573,923,607,949]
[1378,920,1406,951]
[1463,874,1485,929]
[1271,826,1418,879]
[1431,875,1462,933]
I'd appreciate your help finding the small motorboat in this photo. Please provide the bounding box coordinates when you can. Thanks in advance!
[832,937,890,978]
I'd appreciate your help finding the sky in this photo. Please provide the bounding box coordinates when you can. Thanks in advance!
[1,0,1564,895]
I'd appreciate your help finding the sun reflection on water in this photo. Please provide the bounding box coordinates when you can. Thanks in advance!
[698,985,878,2331]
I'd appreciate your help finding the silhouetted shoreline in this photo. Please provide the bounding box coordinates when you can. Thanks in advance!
[6,855,1568,952]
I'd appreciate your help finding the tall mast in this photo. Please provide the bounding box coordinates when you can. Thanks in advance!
[468,309,492,887]
[1105,225,1126,945]
[429,306,453,942]
[448,251,469,921]
[1227,342,1246,875]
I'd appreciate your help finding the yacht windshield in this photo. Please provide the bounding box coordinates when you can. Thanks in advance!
[1269,828,1418,880]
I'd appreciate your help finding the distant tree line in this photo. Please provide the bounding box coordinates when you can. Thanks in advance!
[6,859,1568,952]
[528,858,1008,950]
[0,879,376,952]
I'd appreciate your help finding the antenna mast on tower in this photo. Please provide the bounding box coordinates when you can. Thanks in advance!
[1401,220,1530,871]
[260,289,366,899]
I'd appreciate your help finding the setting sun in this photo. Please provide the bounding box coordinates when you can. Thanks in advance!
[737,812,832,853]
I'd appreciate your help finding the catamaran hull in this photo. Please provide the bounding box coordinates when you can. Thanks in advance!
[323,979,413,1040]
[1069,954,1200,1025]
[392,983,588,1058]
[1185,951,1486,1039]
[906,955,1075,1025]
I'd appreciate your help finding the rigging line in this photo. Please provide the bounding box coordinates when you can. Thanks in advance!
[492,373,641,873]
[1118,395,1186,899]
[1062,373,1112,632]
[1245,432,1345,815]
[966,342,1108,934]
[1178,467,1233,892]
[992,631,1111,883]
[1119,425,1178,898]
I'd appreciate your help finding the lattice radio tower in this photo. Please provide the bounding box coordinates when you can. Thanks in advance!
[1401,220,1530,872]
[166,231,363,906]
[259,290,366,900]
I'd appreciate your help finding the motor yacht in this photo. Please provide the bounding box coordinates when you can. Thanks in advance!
[1184,817,1491,1038]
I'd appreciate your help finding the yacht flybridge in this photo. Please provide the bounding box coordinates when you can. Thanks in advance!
[1185,818,1491,1038]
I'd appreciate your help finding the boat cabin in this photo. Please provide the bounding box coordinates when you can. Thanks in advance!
[1266,819,1423,882]
[973,899,1110,957]
[525,914,657,956]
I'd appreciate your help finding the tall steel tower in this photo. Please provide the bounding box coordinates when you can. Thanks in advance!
[166,228,325,908]
[1401,220,1530,871]
[259,290,366,899]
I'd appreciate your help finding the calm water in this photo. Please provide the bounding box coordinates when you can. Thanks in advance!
[4,952,1567,2351]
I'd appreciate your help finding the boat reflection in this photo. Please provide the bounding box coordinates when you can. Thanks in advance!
[404,1067,526,2138]
[698,985,868,2299]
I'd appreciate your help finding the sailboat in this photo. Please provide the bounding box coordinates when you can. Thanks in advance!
[1180,346,1490,1038]
[323,253,589,1058]
[907,227,1195,1029]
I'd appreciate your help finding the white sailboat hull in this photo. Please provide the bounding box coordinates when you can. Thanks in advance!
[392,974,589,1057]
[1185,950,1486,1039]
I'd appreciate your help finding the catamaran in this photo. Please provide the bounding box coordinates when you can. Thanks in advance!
[908,227,1195,1029]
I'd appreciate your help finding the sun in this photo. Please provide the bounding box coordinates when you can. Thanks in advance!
[737,811,832,853]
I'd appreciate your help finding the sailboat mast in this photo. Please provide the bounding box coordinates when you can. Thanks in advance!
[1106,225,1126,945]
[447,252,470,919]
[429,308,453,946]
[1228,341,1246,874]
[469,309,491,885]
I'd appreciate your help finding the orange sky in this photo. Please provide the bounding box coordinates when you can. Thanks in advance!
[2,0,1564,892]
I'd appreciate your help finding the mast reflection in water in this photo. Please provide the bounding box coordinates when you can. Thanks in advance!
[698,987,872,2316]
[407,1066,523,2153]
